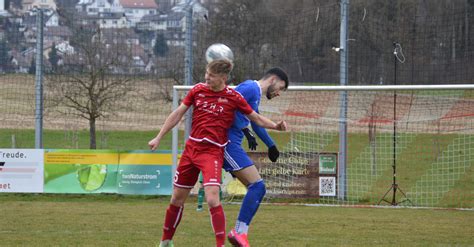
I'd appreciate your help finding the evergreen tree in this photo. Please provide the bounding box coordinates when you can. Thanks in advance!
[153,33,168,57]
[49,43,59,72]
[0,40,9,72]
[28,58,36,74]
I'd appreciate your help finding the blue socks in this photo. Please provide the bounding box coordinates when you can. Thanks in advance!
[235,179,266,234]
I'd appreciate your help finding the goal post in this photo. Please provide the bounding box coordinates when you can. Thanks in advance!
[172,84,474,209]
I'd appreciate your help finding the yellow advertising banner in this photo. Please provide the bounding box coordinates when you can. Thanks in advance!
[119,153,173,165]
[44,151,118,165]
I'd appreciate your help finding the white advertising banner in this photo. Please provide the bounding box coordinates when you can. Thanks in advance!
[0,149,44,193]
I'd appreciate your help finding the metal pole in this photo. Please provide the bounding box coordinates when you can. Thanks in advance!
[338,0,349,201]
[34,8,44,149]
[172,87,179,178]
[183,0,194,142]
[391,43,398,205]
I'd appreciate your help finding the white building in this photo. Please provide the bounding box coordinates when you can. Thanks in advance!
[136,14,167,31]
[22,0,57,11]
[120,0,158,25]
[90,12,132,28]
[76,0,158,27]
[76,0,123,15]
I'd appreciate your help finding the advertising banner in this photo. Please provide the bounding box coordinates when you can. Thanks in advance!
[44,149,119,193]
[319,154,337,174]
[0,149,44,193]
[117,151,172,195]
[248,152,338,198]
[44,149,173,195]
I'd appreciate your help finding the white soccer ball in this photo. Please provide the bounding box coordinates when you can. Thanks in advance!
[205,43,234,63]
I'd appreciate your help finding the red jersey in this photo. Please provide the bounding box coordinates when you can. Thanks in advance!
[182,83,254,146]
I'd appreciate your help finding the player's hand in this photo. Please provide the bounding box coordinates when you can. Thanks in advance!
[275,120,287,131]
[242,127,258,150]
[148,137,161,151]
[268,145,280,162]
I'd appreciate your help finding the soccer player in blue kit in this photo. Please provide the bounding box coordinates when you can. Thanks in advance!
[225,68,289,247]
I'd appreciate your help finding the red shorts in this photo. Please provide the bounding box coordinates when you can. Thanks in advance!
[174,139,224,188]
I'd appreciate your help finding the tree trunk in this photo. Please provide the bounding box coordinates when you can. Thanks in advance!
[89,117,96,149]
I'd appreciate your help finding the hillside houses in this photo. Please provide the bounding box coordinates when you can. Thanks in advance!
[76,0,158,26]
[1,0,208,74]
[22,0,57,12]
[75,11,131,28]
[76,0,124,15]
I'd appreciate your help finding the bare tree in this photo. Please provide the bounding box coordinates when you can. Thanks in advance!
[150,46,185,102]
[47,13,136,148]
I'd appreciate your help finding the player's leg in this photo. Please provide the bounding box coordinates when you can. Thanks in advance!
[160,145,200,246]
[231,165,265,234]
[161,186,191,244]
[223,144,259,247]
[198,145,226,247]
[204,185,226,247]
[196,172,205,211]
[197,171,223,212]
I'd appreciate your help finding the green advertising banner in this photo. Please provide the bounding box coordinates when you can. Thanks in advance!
[44,149,119,193]
[44,150,173,195]
[319,154,337,174]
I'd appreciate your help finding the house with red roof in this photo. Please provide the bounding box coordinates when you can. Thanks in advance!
[120,0,158,25]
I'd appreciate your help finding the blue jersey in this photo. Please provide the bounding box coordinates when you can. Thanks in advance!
[228,80,275,148]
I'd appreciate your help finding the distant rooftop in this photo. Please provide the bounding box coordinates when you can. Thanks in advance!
[119,0,158,9]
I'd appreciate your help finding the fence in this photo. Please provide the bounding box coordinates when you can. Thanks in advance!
[0,1,473,207]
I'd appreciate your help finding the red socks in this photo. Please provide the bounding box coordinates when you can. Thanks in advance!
[161,203,226,247]
[210,204,226,246]
[161,204,183,241]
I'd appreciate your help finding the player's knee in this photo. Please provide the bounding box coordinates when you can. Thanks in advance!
[170,196,186,207]
[249,179,266,198]
[205,186,221,207]
[170,187,190,206]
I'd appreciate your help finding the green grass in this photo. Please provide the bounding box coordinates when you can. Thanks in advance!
[0,194,472,246]
[0,129,170,150]
[0,128,291,151]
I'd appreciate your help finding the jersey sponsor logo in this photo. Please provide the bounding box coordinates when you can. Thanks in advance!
[196,100,225,116]
[218,97,228,103]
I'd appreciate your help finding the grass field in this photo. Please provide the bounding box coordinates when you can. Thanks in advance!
[0,194,473,246]
[0,129,164,150]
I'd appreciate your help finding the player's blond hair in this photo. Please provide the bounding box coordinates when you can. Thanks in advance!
[207,59,233,76]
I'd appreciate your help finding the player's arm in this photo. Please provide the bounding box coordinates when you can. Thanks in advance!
[250,117,275,147]
[148,103,189,150]
[250,121,280,162]
[246,111,287,131]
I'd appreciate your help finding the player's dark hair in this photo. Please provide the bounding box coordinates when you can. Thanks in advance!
[263,67,289,89]
[207,59,233,76]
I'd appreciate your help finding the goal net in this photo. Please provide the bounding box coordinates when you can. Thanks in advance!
[172,85,474,209]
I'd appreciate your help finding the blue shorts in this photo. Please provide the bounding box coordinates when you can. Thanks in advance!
[223,141,253,172]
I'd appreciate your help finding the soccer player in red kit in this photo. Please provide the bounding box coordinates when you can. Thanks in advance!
[148,59,287,247]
